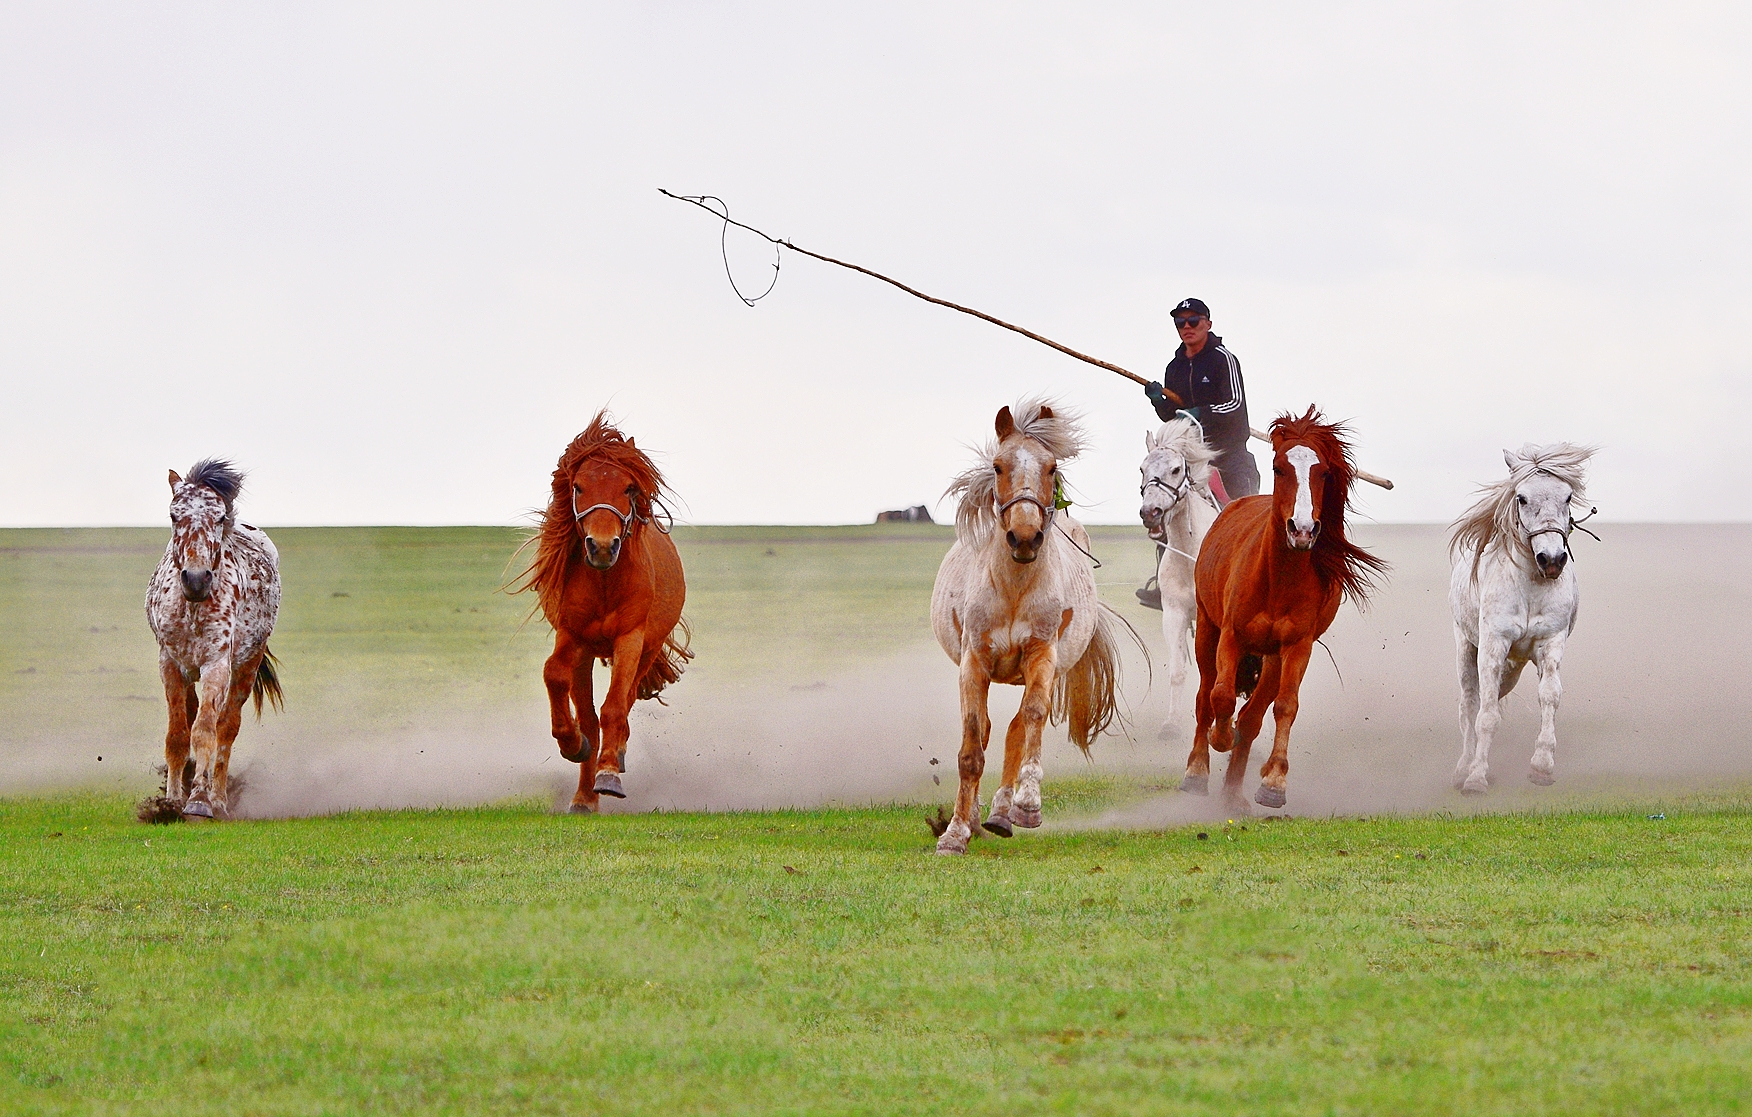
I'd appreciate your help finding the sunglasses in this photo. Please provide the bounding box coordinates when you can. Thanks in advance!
[1173,315,1205,329]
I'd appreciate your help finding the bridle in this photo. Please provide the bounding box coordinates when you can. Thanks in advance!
[996,491,1056,536]
[1520,470,1600,562]
[572,487,672,549]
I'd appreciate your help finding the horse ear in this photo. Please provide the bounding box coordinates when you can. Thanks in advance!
[995,406,1015,439]
[168,470,182,491]
[1503,448,1523,472]
[1037,404,1054,420]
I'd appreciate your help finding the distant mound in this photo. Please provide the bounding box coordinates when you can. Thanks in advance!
[875,505,933,524]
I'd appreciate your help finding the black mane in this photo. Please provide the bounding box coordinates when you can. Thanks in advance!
[185,459,245,506]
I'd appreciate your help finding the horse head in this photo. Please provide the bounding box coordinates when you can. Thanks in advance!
[166,459,243,602]
[569,455,647,571]
[1139,418,1215,541]
[1505,448,1577,580]
[991,403,1059,564]
[1270,439,1329,552]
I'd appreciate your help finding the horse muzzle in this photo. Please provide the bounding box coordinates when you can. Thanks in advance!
[583,535,622,570]
[1006,528,1044,564]
[1534,548,1568,579]
[1140,505,1166,540]
[1285,518,1321,551]
[179,568,213,601]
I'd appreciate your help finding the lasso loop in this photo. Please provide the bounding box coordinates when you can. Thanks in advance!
[685,194,780,307]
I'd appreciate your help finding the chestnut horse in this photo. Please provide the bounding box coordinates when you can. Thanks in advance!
[518,413,690,812]
[1185,409,1386,810]
[145,459,282,820]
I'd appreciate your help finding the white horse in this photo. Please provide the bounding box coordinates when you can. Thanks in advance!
[145,460,282,819]
[928,398,1132,855]
[1138,418,1221,740]
[1448,444,1595,794]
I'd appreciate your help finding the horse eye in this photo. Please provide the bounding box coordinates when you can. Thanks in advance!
[1517,495,1527,505]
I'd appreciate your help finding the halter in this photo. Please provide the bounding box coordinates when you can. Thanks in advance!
[1520,469,1600,561]
[572,488,673,549]
[996,491,1056,536]
[1141,471,1192,507]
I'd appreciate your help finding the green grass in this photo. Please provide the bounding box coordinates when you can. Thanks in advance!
[4,789,1751,1115]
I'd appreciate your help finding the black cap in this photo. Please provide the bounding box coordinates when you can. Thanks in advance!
[1173,298,1210,319]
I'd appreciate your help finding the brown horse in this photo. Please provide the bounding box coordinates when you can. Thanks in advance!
[1184,408,1386,810]
[517,412,690,813]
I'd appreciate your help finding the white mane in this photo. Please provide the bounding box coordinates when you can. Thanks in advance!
[1449,442,1596,566]
[1144,417,1219,488]
[945,396,1089,543]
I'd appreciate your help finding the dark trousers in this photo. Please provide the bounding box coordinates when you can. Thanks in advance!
[1214,444,1261,499]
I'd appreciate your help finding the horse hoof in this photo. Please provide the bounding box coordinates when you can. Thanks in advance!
[1461,776,1489,795]
[567,801,597,815]
[1528,770,1555,786]
[1180,774,1208,796]
[593,772,626,798]
[181,799,214,820]
[982,815,1014,838]
[1012,807,1042,829]
[1254,784,1286,809]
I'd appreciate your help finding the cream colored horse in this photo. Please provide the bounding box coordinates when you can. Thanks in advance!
[929,398,1131,855]
[1138,418,1221,740]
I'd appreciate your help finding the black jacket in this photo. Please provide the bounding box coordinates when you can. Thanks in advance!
[1152,334,1250,452]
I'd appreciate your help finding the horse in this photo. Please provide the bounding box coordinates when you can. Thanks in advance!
[928,398,1135,855]
[1185,408,1386,811]
[517,412,690,813]
[1138,417,1222,741]
[1448,443,1596,793]
[144,459,283,820]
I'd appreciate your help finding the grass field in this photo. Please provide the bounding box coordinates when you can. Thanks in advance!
[5,786,1751,1115]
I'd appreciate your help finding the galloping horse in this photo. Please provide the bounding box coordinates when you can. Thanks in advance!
[1186,409,1385,810]
[929,398,1133,855]
[1138,417,1222,740]
[145,460,282,820]
[518,412,690,813]
[1449,443,1595,793]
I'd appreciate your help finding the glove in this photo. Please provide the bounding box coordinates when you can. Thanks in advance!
[1177,406,1205,428]
[1144,381,1176,421]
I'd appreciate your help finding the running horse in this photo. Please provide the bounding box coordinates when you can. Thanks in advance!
[929,398,1134,854]
[145,460,283,820]
[1138,417,1222,740]
[1185,409,1386,810]
[518,412,690,812]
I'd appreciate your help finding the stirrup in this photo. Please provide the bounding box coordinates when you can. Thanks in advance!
[1135,575,1163,611]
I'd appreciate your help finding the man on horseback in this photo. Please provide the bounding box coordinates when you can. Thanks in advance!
[1138,298,1260,610]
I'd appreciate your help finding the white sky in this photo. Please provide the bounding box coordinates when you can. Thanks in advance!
[2,2,1748,526]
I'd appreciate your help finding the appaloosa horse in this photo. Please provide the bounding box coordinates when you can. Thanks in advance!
[1138,417,1221,740]
[518,412,690,812]
[1185,409,1386,810]
[145,460,282,820]
[929,398,1135,854]
[1449,443,1596,793]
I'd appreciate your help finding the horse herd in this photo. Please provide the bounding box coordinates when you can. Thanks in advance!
[143,402,1595,853]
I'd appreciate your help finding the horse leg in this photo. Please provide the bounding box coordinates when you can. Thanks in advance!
[544,636,589,763]
[182,660,231,819]
[984,714,1025,837]
[208,666,255,820]
[1454,629,1480,790]
[1208,629,1244,755]
[569,658,602,814]
[1224,655,1281,810]
[939,653,992,855]
[1159,592,1194,742]
[1462,635,1511,794]
[1528,636,1566,786]
[1010,642,1058,831]
[159,655,194,804]
[1184,611,1220,795]
[1255,641,1314,809]
[592,629,647,799]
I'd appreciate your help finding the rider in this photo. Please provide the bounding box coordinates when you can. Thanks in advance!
[1137,297,1261,610]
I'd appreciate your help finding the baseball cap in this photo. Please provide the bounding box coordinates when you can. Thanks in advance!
[1173,298,1210,318]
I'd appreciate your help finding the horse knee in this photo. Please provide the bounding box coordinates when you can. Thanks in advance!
[1020,695,1050,724]
[958,750,985,781]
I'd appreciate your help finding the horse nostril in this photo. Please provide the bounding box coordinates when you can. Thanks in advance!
[1006,531,1018,548]
[1031,531,1043,547]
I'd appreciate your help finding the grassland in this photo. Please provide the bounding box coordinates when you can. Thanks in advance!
[4,787,1751,1115]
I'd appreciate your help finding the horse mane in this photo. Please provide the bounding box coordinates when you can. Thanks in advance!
[1146,417,1220,489]
[1449,442,1595,568]
[1271,407,1388,605]
[945,396,1089,543]
[517,410,671,610]
[183,459,244,509]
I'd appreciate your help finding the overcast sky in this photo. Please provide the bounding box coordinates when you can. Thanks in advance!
[3,2,1748,526]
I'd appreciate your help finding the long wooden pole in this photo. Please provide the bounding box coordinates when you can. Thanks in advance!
[661,189,1394,490]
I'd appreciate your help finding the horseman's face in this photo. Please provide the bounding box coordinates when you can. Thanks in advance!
[992,405,1056,564]
[1514,473,1573,579]
[1271,442,1327,551]
[571,459,639,571]
[1174,314,1211,352]
[167,473,232,602]
[1139,448,1188,541]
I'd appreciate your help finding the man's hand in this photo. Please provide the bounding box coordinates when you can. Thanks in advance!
[1144,381,1166,404]
[1145,381,1178,422]
[1177,406,1205,428]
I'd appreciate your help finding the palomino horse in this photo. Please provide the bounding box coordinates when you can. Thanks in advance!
[1186,409,1385,810]
[518,412,690,813]
[929,398,1133,855]
[145,460,282,820]
[1449,444,1595,793]
[1138,417,1221,740]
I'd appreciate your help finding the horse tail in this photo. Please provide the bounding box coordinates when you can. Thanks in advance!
[635,617,695,702]
[1054,604,1145,753]
[251,645,284,718]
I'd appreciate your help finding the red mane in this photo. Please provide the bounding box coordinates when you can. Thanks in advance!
[1270,407,1388,605]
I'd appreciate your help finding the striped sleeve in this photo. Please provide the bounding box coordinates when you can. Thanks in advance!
[1208,346,1244,414]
